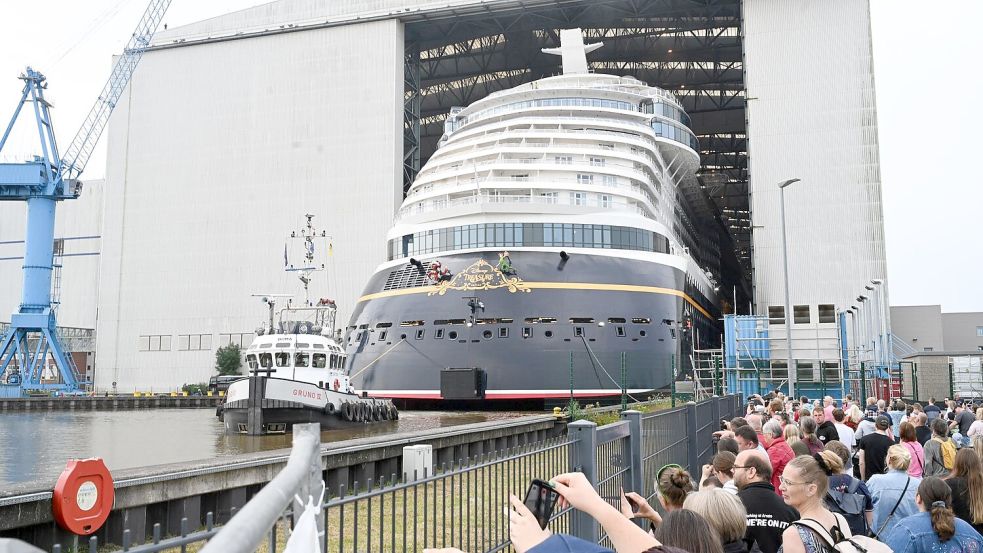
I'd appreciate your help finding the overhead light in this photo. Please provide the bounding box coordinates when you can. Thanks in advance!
[667,49,673,53]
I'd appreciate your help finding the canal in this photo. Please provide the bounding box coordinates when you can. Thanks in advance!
[0,409,531,488]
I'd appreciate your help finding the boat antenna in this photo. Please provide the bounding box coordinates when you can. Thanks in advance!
[286,214,332,306]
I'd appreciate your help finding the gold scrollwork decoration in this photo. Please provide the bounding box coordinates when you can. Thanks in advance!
[428,259,532,296]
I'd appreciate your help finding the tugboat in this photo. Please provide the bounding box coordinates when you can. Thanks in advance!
[219,216,397,435]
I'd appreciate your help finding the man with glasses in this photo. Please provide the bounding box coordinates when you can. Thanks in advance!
[734,449,799,553]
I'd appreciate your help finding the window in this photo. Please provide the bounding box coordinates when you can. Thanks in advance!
[570,192,586,206]
[924,347,934,352]
[577,173,593,185]
[598,143,614,150]
[768,306,786,325]
[977,327,983,337]
[313,354,326,368]
[570,318,595,324]
[259,353,272,368]
[246,354,258,370]
[511,174,529,181]
[415,329,425,340]
[608,317,627,324]
[793,305,810,324]
[482,330,493,339]
[818,304,836,324]
[574,327,584,337]
[522,327,532,338]
[601,175,617,186]
[435,329,444,339]
[275,353,290,367]
[544,330,554,338]
[589,157,605,167]
[139,335,172,352]
[448,331,458,340]
[401,320,425,327]
[555,155,572,164]
[378,331,387,341]
[295,353,309,367]
[616,326,626,337]
[178,333,212,351]
[540,192,558,204]
[631,318,651,324]
[219,333,254,348]
[600,194,612,208]
[499,327,509,338]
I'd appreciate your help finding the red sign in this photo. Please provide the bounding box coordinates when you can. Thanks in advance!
[52,459,115,535]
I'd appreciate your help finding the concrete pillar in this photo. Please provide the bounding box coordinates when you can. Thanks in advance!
[105,505,147,546]
[215,487,248,524]
[166,496,201,536]
[326,466,350,495]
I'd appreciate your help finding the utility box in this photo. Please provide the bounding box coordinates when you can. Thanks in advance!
[402,444,433,482]
[440,367,486,399]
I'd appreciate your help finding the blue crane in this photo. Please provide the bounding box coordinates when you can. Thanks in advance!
[0,0,172,393]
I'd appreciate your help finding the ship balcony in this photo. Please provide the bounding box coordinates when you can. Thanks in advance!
[410,158,660,193]
[393,191,653,224]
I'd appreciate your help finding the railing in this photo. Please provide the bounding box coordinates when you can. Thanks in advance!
[79,395,741,553]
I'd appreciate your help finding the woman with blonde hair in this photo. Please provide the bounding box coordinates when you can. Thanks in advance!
[683,489,749,553]
[867,444,921,538]
[775,456,843,553]
[816,449,873,536]
[784,422,801,445]
[967,407,983,438]
[846,404,864,430]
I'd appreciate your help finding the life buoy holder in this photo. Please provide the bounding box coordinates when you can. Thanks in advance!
[340,402,354,421]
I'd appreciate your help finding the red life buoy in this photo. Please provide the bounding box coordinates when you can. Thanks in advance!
[52,459,115,535]
[333,379,340,391]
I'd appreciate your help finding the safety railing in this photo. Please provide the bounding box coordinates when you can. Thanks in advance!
[80,395,740,553]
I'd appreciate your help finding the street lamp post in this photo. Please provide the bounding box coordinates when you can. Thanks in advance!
[778,178,801,397]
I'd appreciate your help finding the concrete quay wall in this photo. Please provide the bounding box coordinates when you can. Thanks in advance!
[0,395,223,411]
[0,414,563,549]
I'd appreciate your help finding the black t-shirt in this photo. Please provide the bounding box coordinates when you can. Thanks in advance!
[955,410,975,435]
[915,425,933,446]
[858,432,894,480]
[738,481,800,553]
[947,477,983,535]
[817,421,839,445]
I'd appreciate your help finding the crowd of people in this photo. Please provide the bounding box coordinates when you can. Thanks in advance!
[425,393,983,553]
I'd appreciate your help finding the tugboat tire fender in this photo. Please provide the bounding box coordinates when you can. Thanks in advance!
[372,404,381,421]
[324,402,335,415]
[340,402,354,421]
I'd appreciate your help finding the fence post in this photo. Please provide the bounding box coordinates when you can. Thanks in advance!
[685,402,699,474]
[621,410,644,498]
[568,420,599,542]
[295,423,324,541]
[710,396,720,434]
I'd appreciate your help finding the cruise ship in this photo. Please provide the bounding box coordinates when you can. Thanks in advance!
[345,29,721,405]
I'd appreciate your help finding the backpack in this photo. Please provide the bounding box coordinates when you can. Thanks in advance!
[794,514,891,553]
[822,478,869,537]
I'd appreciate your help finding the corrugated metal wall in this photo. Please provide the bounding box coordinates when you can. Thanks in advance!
[94,19,404,392]
[743,0,887,360]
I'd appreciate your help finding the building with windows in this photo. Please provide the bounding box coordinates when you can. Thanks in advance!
[891,305,983,354]
[0,0,890,391]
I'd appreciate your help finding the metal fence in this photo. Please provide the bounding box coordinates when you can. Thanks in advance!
[66,395,741,553]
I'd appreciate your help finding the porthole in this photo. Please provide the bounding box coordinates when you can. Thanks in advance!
[522,327,532,338]
[416,329,425,340]
[379,331,387,341]
[482,330,493,339]
[574,327,584,337]
[499,327,509,338]
[639,330,647,337]
[448,331,458,340]
[616,326,626,337]
[400,334,407,340]
[435,329,444,339]
[544,330,554,338]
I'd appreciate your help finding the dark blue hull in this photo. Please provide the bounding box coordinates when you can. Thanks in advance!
[343,250,718,406]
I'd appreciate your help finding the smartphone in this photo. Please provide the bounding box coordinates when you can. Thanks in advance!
[625,494,640,513]
[523,479,559,529]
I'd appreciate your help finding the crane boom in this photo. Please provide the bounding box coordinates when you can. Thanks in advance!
[60,0,172,181]
[0,0,172,393]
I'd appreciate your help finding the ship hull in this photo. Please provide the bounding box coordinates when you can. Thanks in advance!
[345,250,717,406]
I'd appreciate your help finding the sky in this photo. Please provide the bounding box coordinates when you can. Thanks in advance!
[0,0,980,312]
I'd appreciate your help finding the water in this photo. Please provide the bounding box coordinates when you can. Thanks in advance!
[0,409,530,489]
